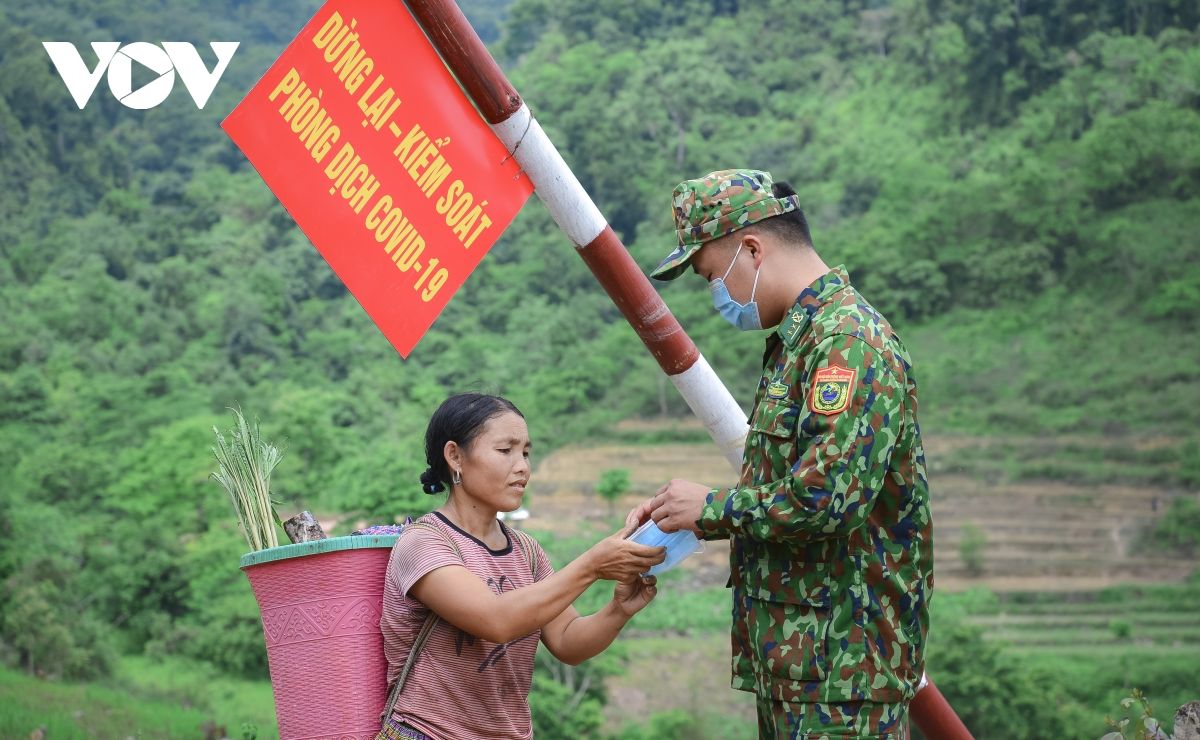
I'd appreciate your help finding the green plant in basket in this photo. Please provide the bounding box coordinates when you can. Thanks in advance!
[211,407,284,551]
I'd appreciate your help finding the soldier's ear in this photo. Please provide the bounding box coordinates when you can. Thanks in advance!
[742,233,766,267]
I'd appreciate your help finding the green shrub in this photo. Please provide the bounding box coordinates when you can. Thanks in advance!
[614,710,697,739]
[1101,689,1169,740]
[918,619,1072,739]
[597,468,631,518]
[0,559,116,680]
[1151,497,1200,555]
[1110,620,1133,640]
[960,523,987,577]
[529,668,605,739]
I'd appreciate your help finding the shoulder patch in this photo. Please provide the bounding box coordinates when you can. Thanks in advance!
[809,365,856,416]
[766,381,789,399]
[782,309,813,347]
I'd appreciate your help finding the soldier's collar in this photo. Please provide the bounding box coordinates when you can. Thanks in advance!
[776,264,851,347]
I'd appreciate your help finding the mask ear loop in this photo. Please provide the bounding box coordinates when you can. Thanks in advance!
[747,256,762,303]
[719,242,745,283]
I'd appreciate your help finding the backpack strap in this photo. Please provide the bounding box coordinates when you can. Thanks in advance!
[379,520,464,728]
[508,527,539,579]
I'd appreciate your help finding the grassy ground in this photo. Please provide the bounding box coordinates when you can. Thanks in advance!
[0,656,277,740]
[902,297,1200,446]
[3,569,1195,740]
[948,582,1200,736]
[115,656,277,739]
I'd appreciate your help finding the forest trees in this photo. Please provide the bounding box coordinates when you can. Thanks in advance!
[0,5,1196,738]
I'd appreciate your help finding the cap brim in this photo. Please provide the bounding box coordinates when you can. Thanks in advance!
[650,261,689,281]
[649,243,698,281]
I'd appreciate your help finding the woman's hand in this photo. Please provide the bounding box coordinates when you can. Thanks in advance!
[584,525,665,582]
[612,575,658,618]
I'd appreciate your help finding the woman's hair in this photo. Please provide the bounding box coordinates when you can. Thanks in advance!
[420,393,525,495]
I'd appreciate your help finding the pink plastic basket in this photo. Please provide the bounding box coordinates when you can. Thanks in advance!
[241,535,400,740]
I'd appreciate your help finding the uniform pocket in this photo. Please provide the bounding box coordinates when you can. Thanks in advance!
[744,586,830,683]
[749,398,799,439]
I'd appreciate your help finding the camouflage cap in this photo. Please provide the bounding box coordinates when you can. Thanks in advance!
[650,168,801,281]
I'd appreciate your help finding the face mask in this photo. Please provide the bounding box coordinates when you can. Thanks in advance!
[709,242,762,331]
[629,520,704,576]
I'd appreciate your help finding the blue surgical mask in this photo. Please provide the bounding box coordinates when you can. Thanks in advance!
[709,242,762,331]
[629,520,704,576]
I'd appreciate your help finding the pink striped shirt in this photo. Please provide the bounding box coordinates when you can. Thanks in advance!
[381,512,553,740]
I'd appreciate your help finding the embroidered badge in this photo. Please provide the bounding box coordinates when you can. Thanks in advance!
[766,381,789,399]
[809,365,856,415]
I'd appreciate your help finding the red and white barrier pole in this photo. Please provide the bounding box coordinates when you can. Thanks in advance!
[401,0,747,469]
[490,105,750,469]
[911,674,974,739]
[403,1,971,737]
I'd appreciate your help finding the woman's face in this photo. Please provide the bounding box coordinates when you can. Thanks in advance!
[455,411,531,513]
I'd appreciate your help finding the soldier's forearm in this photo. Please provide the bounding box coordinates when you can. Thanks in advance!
[697,475,880,542]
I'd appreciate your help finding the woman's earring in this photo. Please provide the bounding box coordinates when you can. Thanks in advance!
[452,469,462,486]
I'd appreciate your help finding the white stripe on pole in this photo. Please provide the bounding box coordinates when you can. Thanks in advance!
[668,356,748,471]
[493,105,748,474]
[491,104,606,248]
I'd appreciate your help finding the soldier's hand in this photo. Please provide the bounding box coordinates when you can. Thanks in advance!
[648,479,712,535]
[624,498,657,531]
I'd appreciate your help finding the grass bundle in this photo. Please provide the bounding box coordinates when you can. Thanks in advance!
[211,407,284,551]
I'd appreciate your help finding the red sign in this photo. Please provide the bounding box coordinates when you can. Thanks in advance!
[222,0,532,357]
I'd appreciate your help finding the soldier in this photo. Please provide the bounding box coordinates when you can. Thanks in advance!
[627,169,934,739]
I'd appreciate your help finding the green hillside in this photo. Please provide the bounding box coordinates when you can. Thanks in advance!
[1,0,1198,737]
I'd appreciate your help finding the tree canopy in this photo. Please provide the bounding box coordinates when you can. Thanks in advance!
[0,2,1197,737]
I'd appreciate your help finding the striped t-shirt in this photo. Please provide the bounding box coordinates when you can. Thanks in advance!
[381,512,553,740]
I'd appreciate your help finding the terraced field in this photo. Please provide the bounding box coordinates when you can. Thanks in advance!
[524,427,1200,736]
[965,586,1200,652]
[528,428,1197,593]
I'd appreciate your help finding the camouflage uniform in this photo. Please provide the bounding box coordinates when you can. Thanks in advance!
[651,170,934,739]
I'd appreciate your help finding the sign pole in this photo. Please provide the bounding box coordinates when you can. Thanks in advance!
[403,1,972,736]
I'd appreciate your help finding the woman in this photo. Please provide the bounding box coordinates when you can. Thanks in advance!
[378,393,665,740]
